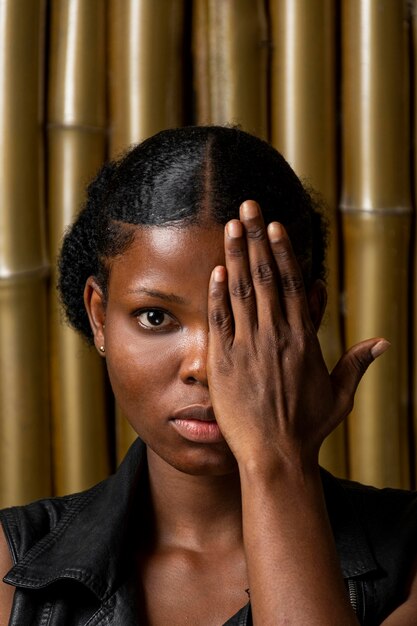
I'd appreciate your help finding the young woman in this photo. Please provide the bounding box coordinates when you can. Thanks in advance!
[1,126,417,625]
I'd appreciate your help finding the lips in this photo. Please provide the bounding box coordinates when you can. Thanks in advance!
[170,405,224,443]
[171,405,216,422]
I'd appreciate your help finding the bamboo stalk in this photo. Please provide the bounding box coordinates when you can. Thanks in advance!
[193,0,268,138]
[343,213,410,487]
[0,0,50,506]
[342,0,411,488]
[108,0,185,460]
[0,276,50,507]
[48,0,109,494]
[270,0,346,476]
[109,0,185,155]
[48,0,106,128]
[48,129,110,494]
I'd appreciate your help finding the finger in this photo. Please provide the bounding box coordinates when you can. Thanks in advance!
[267,221,311,328]
[224,218,258,334]
[330,338,391,426]
[239,201,281,325]
[207,265,234,354]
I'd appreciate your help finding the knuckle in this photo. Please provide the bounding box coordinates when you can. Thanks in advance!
[231,278,253,300]
[209,308,230,330]
[275,246,291,262]
[281,273,304,294]
[210,284,225,300]
[350,351,372,374]
[252,261,274,284]
[227,244,244,259]
[246,224,265,242]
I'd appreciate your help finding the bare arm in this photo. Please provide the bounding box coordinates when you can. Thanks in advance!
[0,524,14,626]
[207,200,391,625]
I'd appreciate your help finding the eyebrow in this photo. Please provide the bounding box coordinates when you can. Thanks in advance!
[126,287,189,305]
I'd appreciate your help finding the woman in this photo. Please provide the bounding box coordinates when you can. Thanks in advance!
[0,126,416,625]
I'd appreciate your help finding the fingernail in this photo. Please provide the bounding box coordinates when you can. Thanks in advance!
[241,201,259,219]
[213,266,226,282]
[267,222,283,242]
[371,339,391,359]
[226,220,242,238]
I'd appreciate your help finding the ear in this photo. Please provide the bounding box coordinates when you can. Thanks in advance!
[307,279,327,332]
[84,277,106,356]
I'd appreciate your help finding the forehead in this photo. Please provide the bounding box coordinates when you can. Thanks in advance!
[108,223,226,291]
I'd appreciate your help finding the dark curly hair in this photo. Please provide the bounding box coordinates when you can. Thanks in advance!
[58,125,328,343]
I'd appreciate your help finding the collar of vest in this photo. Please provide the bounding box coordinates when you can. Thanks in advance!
[4,438,147,601]
[4,439,378,600]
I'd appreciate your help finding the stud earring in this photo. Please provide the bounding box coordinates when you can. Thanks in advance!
[99,346,105,353]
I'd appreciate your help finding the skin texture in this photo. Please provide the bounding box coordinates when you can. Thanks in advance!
[1,201,416,625]
[90,222,238,476]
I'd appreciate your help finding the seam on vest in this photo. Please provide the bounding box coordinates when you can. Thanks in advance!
[85,596,115,625]
[5,485,110,599]
[14,484,105,568]
[39,601,53,626]
[8,567,105,598]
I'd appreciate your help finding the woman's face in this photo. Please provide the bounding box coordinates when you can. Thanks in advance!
[87,223,239,476]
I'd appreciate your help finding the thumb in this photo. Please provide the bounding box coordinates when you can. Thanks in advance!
[330,338,391,424]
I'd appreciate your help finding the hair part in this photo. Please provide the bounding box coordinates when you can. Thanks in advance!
[58,126,328,342]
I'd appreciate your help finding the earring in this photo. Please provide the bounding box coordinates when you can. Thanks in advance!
[99,346,105,353]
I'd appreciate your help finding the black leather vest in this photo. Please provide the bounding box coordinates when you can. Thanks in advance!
[1,438,417,625]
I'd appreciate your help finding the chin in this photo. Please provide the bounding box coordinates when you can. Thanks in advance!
[147,441,239,477]
[174,458,239,477]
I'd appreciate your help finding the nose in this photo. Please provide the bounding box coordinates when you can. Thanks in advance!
[179,329,208,386]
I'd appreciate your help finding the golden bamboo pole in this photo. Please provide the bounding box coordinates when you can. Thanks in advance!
[109,0,185,155]
[342,0,411,488]
[0,0,50,507]
[193,0,268,138]
[270,0,346,476]
[48,0,109,494]
[109,0,185,460]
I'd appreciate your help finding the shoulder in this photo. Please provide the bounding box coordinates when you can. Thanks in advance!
[0,477,108,569]
[323,470,417,562]
[322,469,417,527]
[0,493,84,625]
[322,470,417,623]
[334,475,417,571]
[0,439,145,576]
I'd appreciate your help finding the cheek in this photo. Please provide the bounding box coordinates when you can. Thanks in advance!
[105,330,180,413]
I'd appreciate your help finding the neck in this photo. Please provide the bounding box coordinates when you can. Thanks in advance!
[142,447,243,552]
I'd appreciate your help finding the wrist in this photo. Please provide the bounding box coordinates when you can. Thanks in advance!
[236,442,320,486]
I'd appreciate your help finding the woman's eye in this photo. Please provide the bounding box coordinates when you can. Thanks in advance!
[136,309,177,331]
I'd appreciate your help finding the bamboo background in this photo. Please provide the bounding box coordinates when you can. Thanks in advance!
[0,0,415,507]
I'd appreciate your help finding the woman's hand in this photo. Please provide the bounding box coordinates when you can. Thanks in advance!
[207,200,389,472]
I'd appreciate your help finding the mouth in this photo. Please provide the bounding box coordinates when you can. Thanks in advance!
[170,405,224,443]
